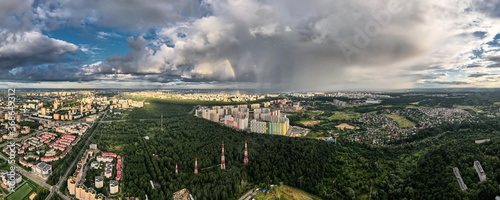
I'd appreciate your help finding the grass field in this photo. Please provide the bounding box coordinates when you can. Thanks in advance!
[383,114,416,128]
[494,102,500,105]
[254,185,323,200]
[327,111,360,120]
[299,120,321,127]
[6,182,34,200]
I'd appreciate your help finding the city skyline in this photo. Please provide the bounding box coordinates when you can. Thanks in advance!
[1,0,500,91]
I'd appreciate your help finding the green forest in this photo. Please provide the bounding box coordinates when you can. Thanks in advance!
[82,98,500,200]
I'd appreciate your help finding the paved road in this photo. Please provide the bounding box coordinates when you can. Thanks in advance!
[238,189,255,200]
[99,119,150,123]
[45,110,108,200]
[189,105,201,114]
[99,119,127,123]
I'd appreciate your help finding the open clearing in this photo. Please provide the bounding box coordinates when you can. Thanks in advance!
[254,185,322,200]
[300,120,321,127]
[383,114,416,128]
[328,111,360,120]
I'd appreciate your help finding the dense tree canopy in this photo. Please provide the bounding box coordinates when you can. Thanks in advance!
[80,98,500,200]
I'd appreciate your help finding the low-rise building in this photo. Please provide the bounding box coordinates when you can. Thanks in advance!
[0,170,22,186]
[33,162,52,178]
[91,161,99,169]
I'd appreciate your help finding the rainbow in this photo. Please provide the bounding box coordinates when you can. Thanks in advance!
[225,59,240,96]
[226,59,236,80]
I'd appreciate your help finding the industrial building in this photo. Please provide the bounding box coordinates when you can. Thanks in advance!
[474,161,487,182]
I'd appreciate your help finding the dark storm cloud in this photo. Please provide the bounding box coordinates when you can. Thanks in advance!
[0,0,32,27]
[472,0,500,18]
[1,0,499,89]
[487,63,500,68]
[3,64,187,83]
[33,0,208,31]
[1,65,89,82]
[468,73,496,77]
[81,0,442,89]
[486,56,500,62]
[0,30,79,72]
[404,73,446,80]
[422,80,468,85]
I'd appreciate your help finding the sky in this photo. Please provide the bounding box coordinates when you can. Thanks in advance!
[0,0,499,91]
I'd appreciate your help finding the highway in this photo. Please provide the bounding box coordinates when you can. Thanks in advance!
[45,111,107,200]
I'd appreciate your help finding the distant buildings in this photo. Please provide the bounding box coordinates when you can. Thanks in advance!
[475,139,491,144]
[474,161,486,182]
[453,167,467,191]
[332,99,347,106]
[365,99,381,104]
[197,102,291,136]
